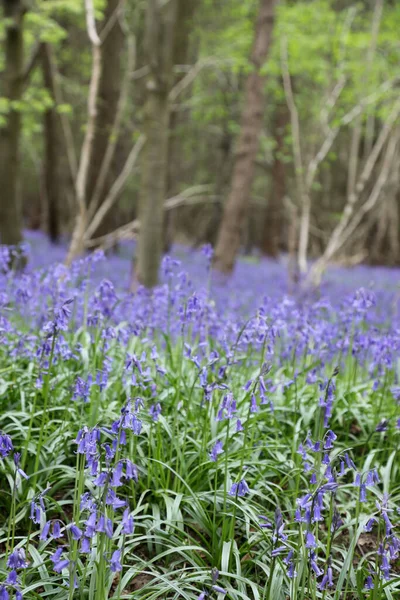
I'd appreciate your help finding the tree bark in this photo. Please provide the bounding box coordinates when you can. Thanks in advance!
[134,0,177,288]
[41,43,61,243]
[85,0,125,241]
[213,0,278,273]
[0,0,25,250]
[164,0,197,251]
[262,102,287,257]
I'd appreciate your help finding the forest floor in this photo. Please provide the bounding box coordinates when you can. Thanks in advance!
[0,232,399,599]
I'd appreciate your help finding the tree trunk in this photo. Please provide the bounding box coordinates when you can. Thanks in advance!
[41,43,61,243]
[213,0,278,273]
[0,0,24,250]
[85,0,124,241]
[262,102,287,257]
[164,0,197,252]
[134,0,177,288]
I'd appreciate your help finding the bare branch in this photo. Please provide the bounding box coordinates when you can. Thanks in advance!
[169,58,214,103]
[308,106,400,284]
[85,134,146,241]
[84,0,101,47]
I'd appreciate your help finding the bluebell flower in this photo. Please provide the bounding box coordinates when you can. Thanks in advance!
[364,575,374,590]
[323,430,337,450]
[149,403,162,422]
[319,566,333,589]
[305,531,317,549]
[212,585,227,594]
[0,432,13,458]
[271,545,286,557]
[376,420,388,432]
[50,547,69,573]
[229,479,250,497]
[122,508,134,534]
[309,551,322,576]
[360,484,367,503]
[0,586,9,600]
[250,394,258,413]
[364,517,376,532]
[7,549,27,570]
[80,537,91,553]
[5,571,18,585]
[69,523,83,540]
[110,549,122,573]
[209,441,224,462]
[73,375,93,403]
[344,453,356,470]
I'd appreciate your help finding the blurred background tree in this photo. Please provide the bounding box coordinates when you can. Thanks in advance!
[0,0,399,284]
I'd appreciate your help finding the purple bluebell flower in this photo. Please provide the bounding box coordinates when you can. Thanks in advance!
[69,523,83,540]
[364,575,374,590]
[0,586,9,600]
[209,440,224,462]
[376,420,388,432]
[236,419,243,432]
[7,549,27,570]
[324,430,337,450]
[110,549,122,573]
[319,566,333,589]
[0,432,13,458]
[229,479,250,497]
[309,551,322,576]
[305,531,317,549]
[149,403,162,422]
[122,508,134,534]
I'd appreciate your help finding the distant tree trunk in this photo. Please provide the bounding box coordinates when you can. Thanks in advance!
[213,0,278,273]
[85,0,125,241]
[41,43,61,243]
[164,0,197,252]
[262,102,287,257]
[0,0,25,250]
[134,0,177,288]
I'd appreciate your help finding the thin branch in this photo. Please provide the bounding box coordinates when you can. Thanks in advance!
[308,107,400,283]
[99,0,125,44]
[84,134,146,241]
[84,0,101,47]
[169,58,214,103]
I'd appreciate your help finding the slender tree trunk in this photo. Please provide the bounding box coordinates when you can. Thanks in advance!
[41,43,61,243]
[213,0,278,273]
[134,0,177,288]
[262,102,287,257]
[85,0,125,242]
[0,0,24,250]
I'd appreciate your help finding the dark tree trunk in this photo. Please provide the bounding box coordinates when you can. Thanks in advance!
[213,0,278,273]
[134,0,178,288]
[85,0,124,240]
[41,43,61,243]
[0,0,25,251]
[164,0,197,252]
[262,102,288,257]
